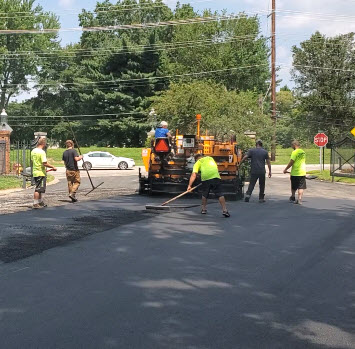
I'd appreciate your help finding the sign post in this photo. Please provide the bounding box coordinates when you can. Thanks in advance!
[314,132,328,172]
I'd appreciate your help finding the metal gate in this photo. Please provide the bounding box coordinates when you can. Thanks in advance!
[330,136,355,180]
[0,140,6,174]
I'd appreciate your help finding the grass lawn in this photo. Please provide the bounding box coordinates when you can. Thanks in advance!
[0,176,22,190]
[272,148,331,165]
[47,147,329,167]
[307,170,355,184]
[47,147,143,167]
[0,174,55,191]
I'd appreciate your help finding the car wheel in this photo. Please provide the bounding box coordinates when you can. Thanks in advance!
[118,161,128,170]
[83,161,92,170]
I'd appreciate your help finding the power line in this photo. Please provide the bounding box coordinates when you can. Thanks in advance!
[0,33,261,59]
[0,14,258,35]
[0,0,215,16]
[279,63,355,73]
[277,116,353,127]
[1,33,351,62]
[8,112,142,119]
[1,64,269,89]
[17,33,262,54]
[11,8,355,36]
[275,9,355,20]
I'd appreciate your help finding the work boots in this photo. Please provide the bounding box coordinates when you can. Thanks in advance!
[69,193,78,203]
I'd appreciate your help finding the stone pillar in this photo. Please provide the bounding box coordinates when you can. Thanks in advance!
[0,130,11,174]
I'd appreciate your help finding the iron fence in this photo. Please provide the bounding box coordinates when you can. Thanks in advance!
[8,141,32,188]
[0,140,6,174]
[330,137,355,181]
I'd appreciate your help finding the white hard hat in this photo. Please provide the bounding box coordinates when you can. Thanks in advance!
[160,121,168,127]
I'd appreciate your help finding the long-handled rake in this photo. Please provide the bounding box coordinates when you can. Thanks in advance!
[65,118,104,196]
[145,183,202,212]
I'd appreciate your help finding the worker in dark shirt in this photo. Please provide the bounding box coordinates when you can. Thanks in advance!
[240,140,272,203]
[62,140,83,202]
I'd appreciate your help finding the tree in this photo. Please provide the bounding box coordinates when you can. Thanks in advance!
[166,7,269,92]
[152,80,272,149]
[292,32,355,140]
[0,0,60,109]
[10,0,271,145]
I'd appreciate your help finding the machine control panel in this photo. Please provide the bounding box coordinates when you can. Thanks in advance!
[182,135,196,148]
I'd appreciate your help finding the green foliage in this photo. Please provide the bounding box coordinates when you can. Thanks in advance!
[292,32,355,140]
[152,80,272,146]
[166,8,269,92]
[7,0,270,147]
[0,0,60,109]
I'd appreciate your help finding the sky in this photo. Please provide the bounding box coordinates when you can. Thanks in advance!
[17,0,355,102]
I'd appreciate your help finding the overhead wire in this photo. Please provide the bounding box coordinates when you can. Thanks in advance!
[4,8,354,36]
[0,33,262,60]
[0,0,215,16]
[4,62,353,92]
[0,13,261,35]
[0,64,270,89]
[0,32,351,60]
[8,112,141,119]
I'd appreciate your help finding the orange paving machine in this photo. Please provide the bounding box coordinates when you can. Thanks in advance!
[138,114,245,200]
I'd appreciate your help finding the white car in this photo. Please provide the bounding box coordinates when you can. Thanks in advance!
[78,151,135,170]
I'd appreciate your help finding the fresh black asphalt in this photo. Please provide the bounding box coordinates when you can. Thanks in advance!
[0,175,354,348]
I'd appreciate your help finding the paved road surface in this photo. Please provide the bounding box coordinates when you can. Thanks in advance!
[0,173,354,348]
[0,167,140,214]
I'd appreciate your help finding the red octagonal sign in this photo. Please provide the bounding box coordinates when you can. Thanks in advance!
[314,133,328,147]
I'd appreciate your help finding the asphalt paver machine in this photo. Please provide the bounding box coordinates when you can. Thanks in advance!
[139,114,246,200]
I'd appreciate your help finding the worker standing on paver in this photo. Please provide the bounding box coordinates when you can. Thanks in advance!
[31,137,57,209]
[283,140,307,205]
[188,154,230,217]
[240,139,272,203]
[155,121,172,139]
[62,140,83,203]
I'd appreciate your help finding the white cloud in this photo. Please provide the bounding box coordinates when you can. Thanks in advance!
[317,20,355,36]
[278,14,314,30]
[59,0,75,8]
[276,0,355,35]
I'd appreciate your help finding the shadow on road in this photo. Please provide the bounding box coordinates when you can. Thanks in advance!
[0,194,354,348]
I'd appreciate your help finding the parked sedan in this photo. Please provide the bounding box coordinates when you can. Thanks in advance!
[77,151,135,170]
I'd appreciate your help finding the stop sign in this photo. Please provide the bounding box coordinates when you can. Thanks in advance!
[314,133,328,147]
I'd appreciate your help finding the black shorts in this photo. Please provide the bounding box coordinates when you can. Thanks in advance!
[34,176,46,193]
[202,178,223,198]
[291,176,307,191]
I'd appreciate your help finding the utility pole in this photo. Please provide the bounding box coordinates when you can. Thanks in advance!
[271,0,277,161]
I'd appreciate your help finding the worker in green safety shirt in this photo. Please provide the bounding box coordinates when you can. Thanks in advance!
[31,137,57,209]
[188,153,230,217]
[283,140,307,205]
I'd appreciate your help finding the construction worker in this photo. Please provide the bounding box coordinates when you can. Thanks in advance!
[240,139,272,203]
[31,137,57,209]
[62,140,83,203]
[283,140,307,205]
[188,154,230,217]
[155,121,172,139]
